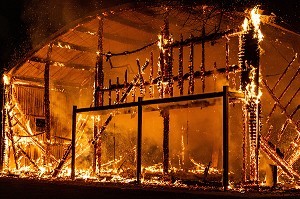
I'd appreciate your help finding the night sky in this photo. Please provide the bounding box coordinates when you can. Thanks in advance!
[0,0,299,72]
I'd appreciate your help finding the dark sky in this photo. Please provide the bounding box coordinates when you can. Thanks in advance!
[0,0,299,72]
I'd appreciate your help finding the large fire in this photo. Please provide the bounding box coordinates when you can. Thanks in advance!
[1,5,299,193]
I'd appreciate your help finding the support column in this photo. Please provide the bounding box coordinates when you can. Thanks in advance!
[136,97,143,184]
[71,106,77,180]
[0,75,5,171]
[223,86,229,191]
[201,27,205,93]
[93,16,104,173]
[239,14,261,184]
[188,35,194,95]
[178,35,184,96]
[162,109,170,175]
[44,43,53,167]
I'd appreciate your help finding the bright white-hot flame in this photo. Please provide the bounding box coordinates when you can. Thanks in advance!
[250,7,261,30]
[3,74,10,85]
[242,18,249,32]
[244,67,262,104]
[243,6,264,42]
[158,34,163,49]
[57,42,71,49]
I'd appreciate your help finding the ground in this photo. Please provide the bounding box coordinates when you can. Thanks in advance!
[1,177,300,199]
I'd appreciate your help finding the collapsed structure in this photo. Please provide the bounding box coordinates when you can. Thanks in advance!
[0,2,299,190]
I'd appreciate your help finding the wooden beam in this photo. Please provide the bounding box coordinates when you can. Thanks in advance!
[75,26,144,45]
[13,76,89,89]
[107,14,159,34]
[30,57,94,72]
[53,40,96,53]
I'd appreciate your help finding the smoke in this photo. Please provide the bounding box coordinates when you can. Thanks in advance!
[22,0,101,48]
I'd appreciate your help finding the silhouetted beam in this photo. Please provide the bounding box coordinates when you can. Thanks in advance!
[166,29,235,48]
[53,40,96,53]
[75,26,143,45]
[82,98,218,116]
[13,76,89,89]
[107,15,159,34]
[77,91,224,113]
[102,65,239,91]
[30,57,94,72]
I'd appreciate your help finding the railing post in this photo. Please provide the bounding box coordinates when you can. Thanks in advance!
[71,105,77,180]
[137,97,143,184]
[223,86,229,190]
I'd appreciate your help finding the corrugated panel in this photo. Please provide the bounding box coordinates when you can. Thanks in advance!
[14,85,45,117]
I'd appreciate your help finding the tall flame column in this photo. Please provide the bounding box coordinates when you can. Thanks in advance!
[239,13,262,184]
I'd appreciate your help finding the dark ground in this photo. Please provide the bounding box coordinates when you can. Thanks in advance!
[1,177,300,199]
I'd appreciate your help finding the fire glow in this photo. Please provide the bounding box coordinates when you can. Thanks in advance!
[1,4,300,193]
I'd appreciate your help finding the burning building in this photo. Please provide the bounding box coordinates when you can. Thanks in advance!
[0,1,300,190]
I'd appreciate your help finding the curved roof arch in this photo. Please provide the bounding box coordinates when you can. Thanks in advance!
[7,2,300,90]
[7,2,247,88]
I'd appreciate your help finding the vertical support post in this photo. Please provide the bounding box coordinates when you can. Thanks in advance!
[239,16,261,184]
[116,77,120,103]
[93,16,104,173]
[178,35,184,96]
[188,35,194,95]
[162,109,170,175]
[242,105,248,183]
[44,43,53,167]
[201,27,205,93]
[149,52,154,98]
[71,105,77,180]
[108,79,112,105]
[137,97,143,184]
[0,75,5,171]
[158,32,164,99]
[225,38,229,81]
[123,70,128,103]
[223,86,229,191]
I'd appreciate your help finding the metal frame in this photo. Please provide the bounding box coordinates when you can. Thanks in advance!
[71,86,231,190]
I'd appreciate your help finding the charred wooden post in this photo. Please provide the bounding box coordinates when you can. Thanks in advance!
[223,86,229,191]
[109,79,112,105]
[239,16,261,184]
[242,105,248,183]
[0,75,6,171]
[137,59,145,97]
[116,77,120,103]
[44,43,53,167]
[162,109,170,175]
[93,16,104,173]
[226,38,229,81]
[161,18,173,97]
[71,105,77,180]
[201,27,205,93]
[7,114,18,169]
[123,70,128,103]
[132,87,136,102]
[168,47,174,97]
[178,35,184,96]
[149,52,154,98]
[136,97,143,184]
[188,35,194,95]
